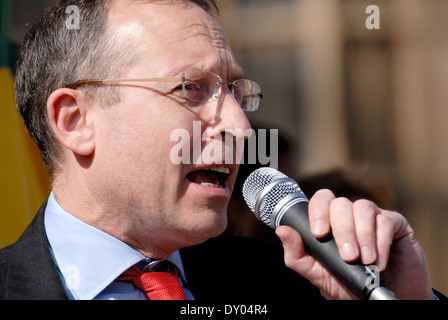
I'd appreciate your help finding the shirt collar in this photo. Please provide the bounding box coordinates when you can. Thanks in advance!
[44,192,187,300]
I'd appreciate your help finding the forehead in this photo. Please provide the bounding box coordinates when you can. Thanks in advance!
[108,0,240,78]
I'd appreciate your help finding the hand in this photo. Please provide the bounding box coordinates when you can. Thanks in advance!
[275,189,434,300]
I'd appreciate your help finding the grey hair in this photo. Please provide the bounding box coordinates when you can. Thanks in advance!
[15,0,218,176]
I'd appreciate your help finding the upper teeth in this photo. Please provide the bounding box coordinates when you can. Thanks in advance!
[204,165,230,174]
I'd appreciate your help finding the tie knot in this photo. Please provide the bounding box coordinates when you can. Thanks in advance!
[118,262,187,300]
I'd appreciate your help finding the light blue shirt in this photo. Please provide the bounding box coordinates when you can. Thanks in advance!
[44,192,194,300]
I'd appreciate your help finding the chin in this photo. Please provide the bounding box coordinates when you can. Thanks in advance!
[179,211,228,247]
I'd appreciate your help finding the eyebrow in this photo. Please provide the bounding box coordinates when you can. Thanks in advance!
[167,63,245,82]
[230,65,245,81]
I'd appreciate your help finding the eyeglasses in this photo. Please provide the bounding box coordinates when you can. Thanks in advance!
[68,70,263,112]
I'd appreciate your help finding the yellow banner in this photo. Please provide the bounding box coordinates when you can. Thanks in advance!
[0,67,50,248]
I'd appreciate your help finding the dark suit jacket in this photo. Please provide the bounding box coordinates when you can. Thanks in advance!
[0,201,321,300]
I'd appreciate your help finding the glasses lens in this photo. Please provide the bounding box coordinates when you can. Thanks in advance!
[233,79,262,111]
[183,72,221,103]
[182,71,261,111]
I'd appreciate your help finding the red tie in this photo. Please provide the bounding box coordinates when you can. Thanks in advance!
[119,264,187,300]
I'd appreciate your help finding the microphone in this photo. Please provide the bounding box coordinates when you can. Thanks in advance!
[242,167,397,300]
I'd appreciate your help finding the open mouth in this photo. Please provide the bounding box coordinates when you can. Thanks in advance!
[186,165,230,189]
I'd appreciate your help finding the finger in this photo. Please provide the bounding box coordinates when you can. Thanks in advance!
[374,211,397,271]
[352,199,379,265]
[308,189,335,238]
[329,197,359,262]
[276,225,306,260]
[275,225,314,275]
[276,225,351,298]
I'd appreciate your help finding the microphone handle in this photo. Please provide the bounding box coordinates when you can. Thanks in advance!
[275,199,396,300]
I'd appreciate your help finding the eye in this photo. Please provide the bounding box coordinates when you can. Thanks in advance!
[183,79,209,102]
[170,84,189,100]
[231,84,243,104]
[184,81,202,94]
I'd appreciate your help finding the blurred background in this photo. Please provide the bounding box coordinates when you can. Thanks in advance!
[1,0,448,295]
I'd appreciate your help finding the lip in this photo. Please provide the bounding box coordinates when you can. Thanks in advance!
[184,162,239,195]
[184,178,231,200]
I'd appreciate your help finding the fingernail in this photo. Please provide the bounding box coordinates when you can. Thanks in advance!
[342,242,358,261]
[361,246,374,264]
[376,257,385,271]
[313,220,329,236]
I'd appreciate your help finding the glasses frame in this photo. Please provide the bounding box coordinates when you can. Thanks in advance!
[68,77,185,89]
[68,72,263,111]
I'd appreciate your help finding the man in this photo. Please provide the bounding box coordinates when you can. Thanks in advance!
[0,0,436,300]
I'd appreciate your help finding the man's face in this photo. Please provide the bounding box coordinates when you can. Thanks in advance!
[88,1,251,256]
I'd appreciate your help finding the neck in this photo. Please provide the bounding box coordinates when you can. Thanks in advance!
[51,170,180,259]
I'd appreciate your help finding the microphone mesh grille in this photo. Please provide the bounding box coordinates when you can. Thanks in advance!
[242,167,287,212]
[242,167,302,226]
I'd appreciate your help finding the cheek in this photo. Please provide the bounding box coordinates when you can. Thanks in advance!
[108,118,187,186]
[96,98,196,180]
[103,107,163,156]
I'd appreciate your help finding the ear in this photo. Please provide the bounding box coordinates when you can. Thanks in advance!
[47,88,95,156]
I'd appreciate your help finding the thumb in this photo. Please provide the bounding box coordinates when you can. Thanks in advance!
[275,226,309,270]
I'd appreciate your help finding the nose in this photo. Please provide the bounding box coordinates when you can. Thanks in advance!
[207,89,252,137]
[198,90,253,166]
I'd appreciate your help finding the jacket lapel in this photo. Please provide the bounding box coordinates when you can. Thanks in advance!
[2,201,68,300]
